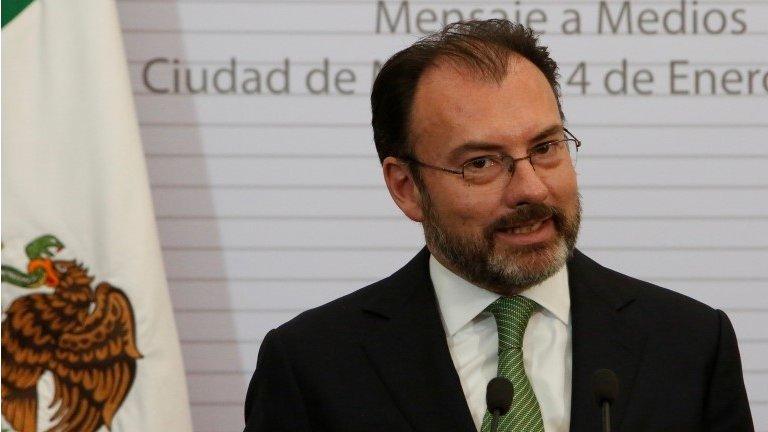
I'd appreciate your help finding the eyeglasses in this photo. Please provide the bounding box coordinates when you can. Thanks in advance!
[402,128,581,188]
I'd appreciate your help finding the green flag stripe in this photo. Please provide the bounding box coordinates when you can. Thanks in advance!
[2,0,35,28]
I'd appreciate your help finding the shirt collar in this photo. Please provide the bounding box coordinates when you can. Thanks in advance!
[430,254,570,338]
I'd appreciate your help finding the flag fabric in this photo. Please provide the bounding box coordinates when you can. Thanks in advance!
[2,1,193,431]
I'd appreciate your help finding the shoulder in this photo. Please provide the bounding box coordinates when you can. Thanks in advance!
[569,250,733,373]
[249,278,393,374]
[280,277,391,334]
[270,248,432,344]
[569,250,722,327]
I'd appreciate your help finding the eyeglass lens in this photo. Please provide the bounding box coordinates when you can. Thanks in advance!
[462,140,578,187]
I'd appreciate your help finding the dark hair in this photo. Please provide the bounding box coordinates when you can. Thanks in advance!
[370,19,563,165]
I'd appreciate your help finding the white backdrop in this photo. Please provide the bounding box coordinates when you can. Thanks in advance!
[117,1,767,431]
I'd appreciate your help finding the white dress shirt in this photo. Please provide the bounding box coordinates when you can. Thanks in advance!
[430,255,572,432]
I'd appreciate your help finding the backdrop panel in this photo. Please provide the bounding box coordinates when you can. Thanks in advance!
[117,1,768,430]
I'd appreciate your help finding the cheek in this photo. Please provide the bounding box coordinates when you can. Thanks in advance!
[545,169,578,205]
[450,196,501,231]
[427,180,497,225]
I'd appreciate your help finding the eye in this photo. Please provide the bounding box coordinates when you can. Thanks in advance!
[530,142,554,155]
[465,156,497,170]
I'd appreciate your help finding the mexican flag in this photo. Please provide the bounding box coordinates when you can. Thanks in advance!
[2,1,193,431]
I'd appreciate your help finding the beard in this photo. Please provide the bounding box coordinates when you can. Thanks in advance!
[420,187,582,296]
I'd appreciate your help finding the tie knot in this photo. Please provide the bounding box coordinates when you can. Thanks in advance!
[487,296,538,350]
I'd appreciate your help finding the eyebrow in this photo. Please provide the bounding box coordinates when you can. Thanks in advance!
[447,124,564,161]
[529,124,565,143]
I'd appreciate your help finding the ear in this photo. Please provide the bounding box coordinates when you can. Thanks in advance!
[382,156,425,222]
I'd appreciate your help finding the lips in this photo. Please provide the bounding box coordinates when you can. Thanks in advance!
[509,220,545,234]
[491,217,557,247]
[497,218,550,234]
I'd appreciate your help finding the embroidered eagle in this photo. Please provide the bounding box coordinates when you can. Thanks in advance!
[1,235,142,432]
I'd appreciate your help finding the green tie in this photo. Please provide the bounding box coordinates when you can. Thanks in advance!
[480,296,545,432]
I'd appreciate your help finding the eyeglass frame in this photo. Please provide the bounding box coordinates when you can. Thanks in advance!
[400,127,581,184]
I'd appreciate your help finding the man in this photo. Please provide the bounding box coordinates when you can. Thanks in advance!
[243,20,753,431]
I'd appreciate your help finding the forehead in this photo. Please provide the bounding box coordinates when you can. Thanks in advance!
[409,55,561,158]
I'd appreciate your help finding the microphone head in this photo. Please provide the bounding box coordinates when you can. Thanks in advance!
[592,369,619,405]
[486,377,514,415]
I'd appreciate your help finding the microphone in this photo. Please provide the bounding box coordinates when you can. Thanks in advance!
[592,369,619,432]
[486,377,514,432]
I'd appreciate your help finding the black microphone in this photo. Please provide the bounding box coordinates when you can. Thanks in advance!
[592,369,619,432]
[486,377,514,432]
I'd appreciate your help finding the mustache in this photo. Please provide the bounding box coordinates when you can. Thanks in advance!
[485,203,560,235]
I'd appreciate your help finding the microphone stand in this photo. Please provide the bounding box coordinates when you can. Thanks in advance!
[592,368,618,432]
[491,410,500,432]
[601,400,611,432]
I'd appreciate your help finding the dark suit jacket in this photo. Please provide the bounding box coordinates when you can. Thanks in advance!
[243,248,754,431]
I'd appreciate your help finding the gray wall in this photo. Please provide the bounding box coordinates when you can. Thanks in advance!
[118,1,768,430]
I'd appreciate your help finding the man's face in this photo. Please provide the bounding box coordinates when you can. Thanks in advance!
[408,55,581,295]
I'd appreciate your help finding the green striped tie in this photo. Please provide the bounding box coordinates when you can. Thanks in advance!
[480,296,545,432]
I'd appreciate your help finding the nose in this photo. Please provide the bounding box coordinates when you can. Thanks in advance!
[500,158,549,207]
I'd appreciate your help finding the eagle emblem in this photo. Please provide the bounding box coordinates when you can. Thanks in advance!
[1,235,142,432]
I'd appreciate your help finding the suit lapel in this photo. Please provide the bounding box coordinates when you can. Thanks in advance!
[360,247,647,432]
[362,248,477,432]
[568,249,647,432]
